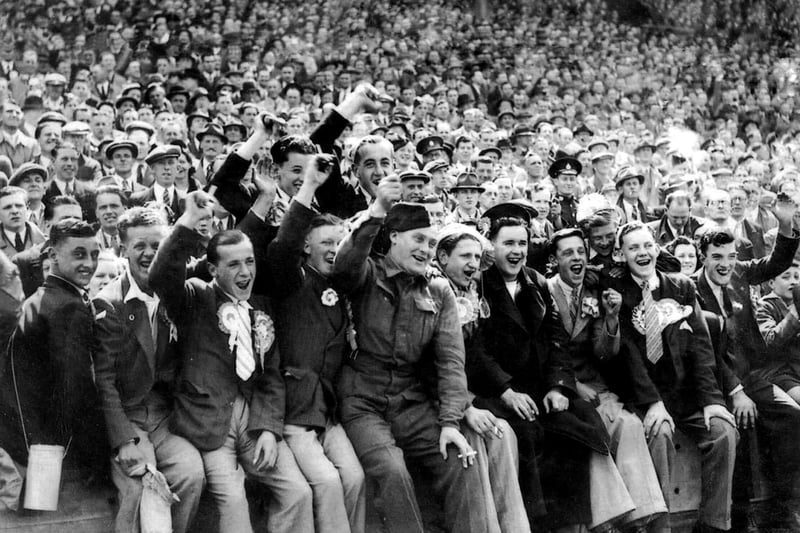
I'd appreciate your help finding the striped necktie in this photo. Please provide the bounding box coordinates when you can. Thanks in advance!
[642,281,663,364]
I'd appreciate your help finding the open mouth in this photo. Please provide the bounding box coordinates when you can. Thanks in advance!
[235,280,251,290]
[715,268,730,276]
[569,263,584,275]
[635,257,652,267]
[506,255,522,266]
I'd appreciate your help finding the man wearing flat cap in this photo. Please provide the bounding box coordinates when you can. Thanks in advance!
[98,141,145,195]
[9,163,47,230]
[333,176,494,533]
[549,157,582,229]
[63,121,104,183]
[399,169,431,202]
[129,145,184,224]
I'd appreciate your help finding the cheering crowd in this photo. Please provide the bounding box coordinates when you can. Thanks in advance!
[2,0,800,532]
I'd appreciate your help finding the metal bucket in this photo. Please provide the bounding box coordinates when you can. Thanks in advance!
[23,444,64,511]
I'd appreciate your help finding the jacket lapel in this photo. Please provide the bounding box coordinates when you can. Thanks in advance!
[695,268,723,316]
[486,266,529,334]
[571,286,592,339]
[546,276,573,334]
[122,275,156,370]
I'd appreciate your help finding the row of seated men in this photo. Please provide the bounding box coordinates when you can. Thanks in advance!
[0,87,800,533]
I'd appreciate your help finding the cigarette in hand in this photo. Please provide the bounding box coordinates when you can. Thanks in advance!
[458,451,478,459]
[492,426,500,436]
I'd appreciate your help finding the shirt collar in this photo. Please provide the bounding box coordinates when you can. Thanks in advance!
[556,276,580,299]
[153,183,174,197]
[632,273,659,291]
[124,268,158,304]
[213,280,253,309]
[49,274,88,298]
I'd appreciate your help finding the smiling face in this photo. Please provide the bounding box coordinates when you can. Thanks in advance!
[389,226,437,277]
[492,224,528,281]
[673,243,698,276]
[50,236,99,288]
[553,235,587,287]
[304,223,345,278]
[121,224,167,294]
[555,173,578,196]
[95,192,125,232]
[355,140,394,197]
[702,241,737,286]
[88,255,120,297]
[210,240,256,301]
[276,152,312,197]
[439,237,482,289]
[619,226,659,280]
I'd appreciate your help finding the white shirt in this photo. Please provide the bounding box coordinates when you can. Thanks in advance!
[504,280,520,300]
[621,199,640,221]
[153,183,176,205]
[54,177,76,195]
[3,227,25,246]
[631,273,659,292]
[556,277,581,305]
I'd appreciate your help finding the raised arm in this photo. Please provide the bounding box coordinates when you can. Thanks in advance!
[149,191,214,320]
[741,197,800,285]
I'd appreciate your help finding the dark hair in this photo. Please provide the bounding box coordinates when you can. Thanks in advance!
[117,206,167,243]
[697,229,735,254]
[94,185,127,205]
[353,135,393,166]
[269,134,317,166]
[207,230,249,266]
[49,218,95,247]
[579,208,617,234]
[549,227,585,256]
[44,195,80,221]
[488,217,529,241]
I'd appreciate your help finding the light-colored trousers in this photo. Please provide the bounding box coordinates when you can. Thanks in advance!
[201,395,314,533]
[284,422,366,533]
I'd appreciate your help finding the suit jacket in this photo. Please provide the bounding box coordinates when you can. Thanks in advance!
[546,279,619,389]
[42,179,97,224]
[479,265,609,452]
[93,273,181,450]
[310,111,370,220]
[76,154,104,184]
[95,174,147,196]
[129,187,185,225]
[149,225,285,451]
[12,241,46,297]
[739,217,768,260]
[549,193,578,229]
[0,276,105,466]
[755,292,800,376]
[693,231,799,379]
[266,201,348,429]
[0,222,45,260]
[607,271,723,418]
[616,196,650,225]
[648,215,705,246]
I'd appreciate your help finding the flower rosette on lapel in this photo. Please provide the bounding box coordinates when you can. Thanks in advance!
[580,296,600,318]
[218,302,238,351]
[253,311,275,367]
[321,287,339,307]
[455,296,475,325]
[632,297,691,335]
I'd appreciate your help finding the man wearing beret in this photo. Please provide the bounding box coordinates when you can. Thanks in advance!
[332,176,493,533]
[549,157,582,229]
[129,146,184,224]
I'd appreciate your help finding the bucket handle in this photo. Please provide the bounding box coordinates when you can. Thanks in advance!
[9,333,71,458]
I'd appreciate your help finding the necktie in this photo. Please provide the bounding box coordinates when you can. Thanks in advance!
[233,302,255,381]
[722,285,733,319]
[65,182,73,196]
[122,178,131,193]
[162,187,171,206]
[631,205,640,221]
[569,287,580,324]
[13,232,24,253]
[206,162,214,182]
[642,281,664,364]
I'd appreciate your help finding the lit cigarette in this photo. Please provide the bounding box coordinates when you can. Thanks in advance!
[492,426,501,436]
[458,451,478,459]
